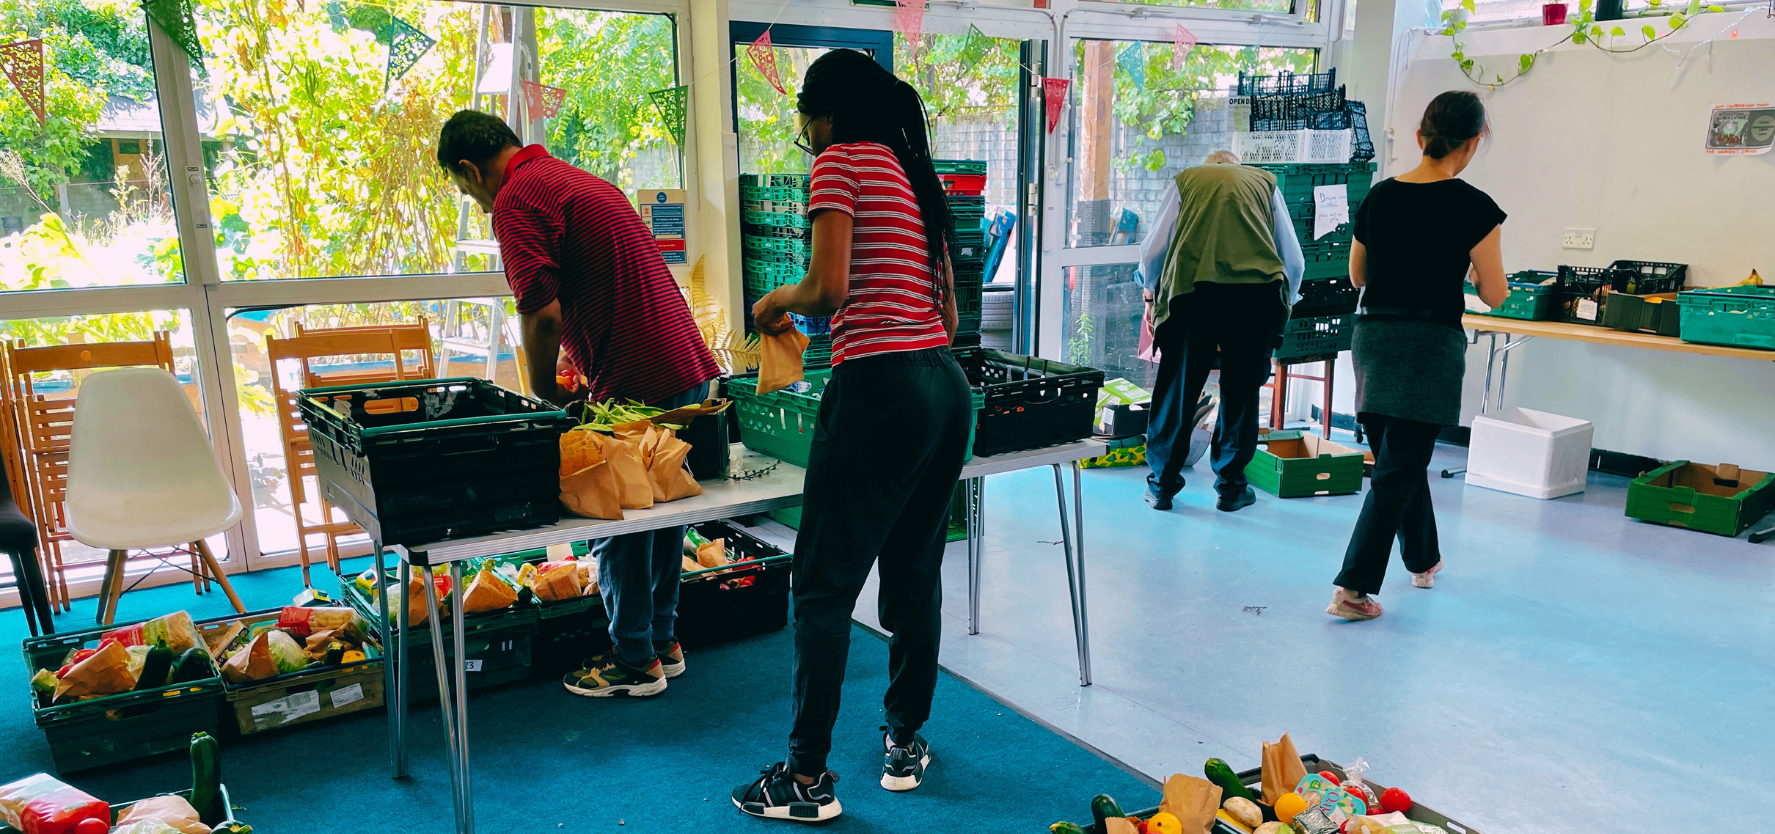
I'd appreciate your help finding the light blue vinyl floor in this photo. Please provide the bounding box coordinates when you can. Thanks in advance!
[766,441,1774,834]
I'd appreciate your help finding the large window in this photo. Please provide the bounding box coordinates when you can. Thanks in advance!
[0,1,183,294]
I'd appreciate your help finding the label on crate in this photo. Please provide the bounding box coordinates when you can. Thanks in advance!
[330,683,366,709]
[1577,298,1599,321]
[251,690,321,728]
[465,659,484,672]
[1312,184,1349,240]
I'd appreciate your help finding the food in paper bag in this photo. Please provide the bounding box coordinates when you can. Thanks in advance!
[758,322,810,394]
[116,795,207,834]
[682,555,701,573]
[559,429,626,519]
[222,631,279,683]
[103,610,201,654]
[1222,797,1263,829]
[266,631,306,675]
[532,561,587,602]
[54,640,137,700]
[696,538,727,569]
[1158,773,1221,834]
[643,426,703,502]
[276,606,363,641]
[463,565,519,613]
[603,428,655,509]
[1261,733,1308,805]
[0,773,109,834]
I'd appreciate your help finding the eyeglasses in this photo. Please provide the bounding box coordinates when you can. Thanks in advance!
[794,120,815,156]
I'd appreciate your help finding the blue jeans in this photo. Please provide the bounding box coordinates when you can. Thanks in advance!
[591,382,711,665]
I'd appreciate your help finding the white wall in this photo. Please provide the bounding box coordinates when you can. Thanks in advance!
[1371,14,1775,466]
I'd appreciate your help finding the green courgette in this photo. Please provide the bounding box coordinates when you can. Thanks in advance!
[1051,824,1089,834]
[1204,757,1260,804]
[1090,795,1124,831]
[170,648,212,684]
[190,732,224,826]
[323,642,347,666]
[135,646,175,691]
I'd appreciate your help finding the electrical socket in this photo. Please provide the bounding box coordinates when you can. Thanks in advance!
[1562,228,1596,250]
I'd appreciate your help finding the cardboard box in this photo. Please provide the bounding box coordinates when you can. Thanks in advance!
[1246,431,1364,498]
[1626,461,1775,536]
[1602,291,1682,336]
[1095,378,1153,439]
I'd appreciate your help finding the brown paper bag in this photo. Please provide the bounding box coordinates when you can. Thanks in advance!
[398,571,448,624]
[304,629,344,660]
[463,565,519,614]
[696,538,727,568]
[54,640,137,700]
[116,795,207,834]
[1103,819,1139,834]
[1261,733,1308,805]
[603,431,655,509]
[1159,774,1223,834]
[758,324,810,394]
[221,632,278,684]
[646,426,704,503]
[682,555,702,574]
[559,430,624,520]
[533,561,585,602]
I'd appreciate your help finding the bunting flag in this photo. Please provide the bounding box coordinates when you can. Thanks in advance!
[956,24,990,74]
[142,0,203,68]
[894,0,925,59]
[1042,77,1069,134]
[0,39,44,126]
[649,85,689,147]
[1172,25,1197,69]
[747,30,786,96]
[1118,42,1145,91]
[521,80,567,118]
[385,16,436,89]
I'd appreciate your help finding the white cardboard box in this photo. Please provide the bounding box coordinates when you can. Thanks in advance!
[1466,407,1594,500]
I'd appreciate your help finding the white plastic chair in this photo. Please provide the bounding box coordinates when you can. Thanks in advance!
[65,368,246,625]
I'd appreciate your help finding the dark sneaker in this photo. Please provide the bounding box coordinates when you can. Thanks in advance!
[733,762,842,822]
[1216,486,1257,513]
[655,641,685,678]
[563,653,666,697]
[1144,482,1178,511]
[880,730,932,792]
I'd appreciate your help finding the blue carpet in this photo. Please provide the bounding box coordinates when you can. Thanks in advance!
[2,559,1157,832]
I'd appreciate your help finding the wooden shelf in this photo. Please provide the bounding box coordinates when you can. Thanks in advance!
[1461,315,1775,362]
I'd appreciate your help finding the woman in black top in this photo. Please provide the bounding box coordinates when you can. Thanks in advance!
[1328,91,1509,621]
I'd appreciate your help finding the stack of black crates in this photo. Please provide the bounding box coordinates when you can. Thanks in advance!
[1238,68,1375,163]
[936,159,988,347]
[739,173,832,366]
[1253,161,1378,363]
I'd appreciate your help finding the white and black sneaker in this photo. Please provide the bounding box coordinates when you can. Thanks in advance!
[732,762,842,823]
[880,730,932,792]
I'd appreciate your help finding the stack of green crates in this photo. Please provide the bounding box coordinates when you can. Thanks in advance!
[741,173,811,301]
[941,162,989,345]
[1256,161,1375,362]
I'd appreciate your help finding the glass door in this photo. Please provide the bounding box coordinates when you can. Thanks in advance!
[729,24,893,176]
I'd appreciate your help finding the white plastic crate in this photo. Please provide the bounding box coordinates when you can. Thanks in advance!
[1231,130,1353,164]
[1466,407,1594,500]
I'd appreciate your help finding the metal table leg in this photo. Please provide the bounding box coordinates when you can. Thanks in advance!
[373,541,405,779]
[421,559,464,831]
[449,561,473,834]
[395,559,411,778]
[1071,461,1092,686]
[967,476,982,636]
[1051,464,1090,687]
[1444,332,1535,479]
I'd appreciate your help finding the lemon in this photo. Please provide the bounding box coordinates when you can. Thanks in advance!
[1274,792,1309,823]
[1147,812,1183,834]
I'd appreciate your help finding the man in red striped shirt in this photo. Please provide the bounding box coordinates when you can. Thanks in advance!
[439,110,720,698]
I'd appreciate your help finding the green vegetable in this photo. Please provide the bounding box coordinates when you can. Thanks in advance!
[323,642,347,666]
[1090,795,1124,831]
[1050,824,1089,834]
[1204,758,1260,804]
[190,732,224,826]
[30,668,57,695]
[170,648,211,683]
[577,399,668,431]
[134,645,175,691]
[266,631,307,675]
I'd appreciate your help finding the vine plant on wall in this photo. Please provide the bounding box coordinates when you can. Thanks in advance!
[1441,0,1727,88]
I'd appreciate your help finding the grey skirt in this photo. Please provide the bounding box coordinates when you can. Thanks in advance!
[1351,318,1466,427]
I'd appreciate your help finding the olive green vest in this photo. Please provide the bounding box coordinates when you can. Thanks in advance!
[1152,164,1287,330]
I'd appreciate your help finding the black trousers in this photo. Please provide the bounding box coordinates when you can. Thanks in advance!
[1334,414,1443,595]
[1144,282,1286,498]
[787,347,973,777]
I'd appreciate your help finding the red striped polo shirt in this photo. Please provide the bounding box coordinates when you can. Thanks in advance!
[492,145,720,404]
[808,143,949,364]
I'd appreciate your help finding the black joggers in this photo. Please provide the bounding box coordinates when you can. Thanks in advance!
[1333,414,1444,595]
[787,347,974,777]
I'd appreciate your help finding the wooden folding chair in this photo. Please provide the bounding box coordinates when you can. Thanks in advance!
[266,322,435,587]
[0,333,220,612]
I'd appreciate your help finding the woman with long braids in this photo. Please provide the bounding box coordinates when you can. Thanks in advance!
[732,49,972,823]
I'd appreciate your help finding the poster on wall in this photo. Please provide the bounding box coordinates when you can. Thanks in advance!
[1704,104,1775,155]
[638,189,688,265]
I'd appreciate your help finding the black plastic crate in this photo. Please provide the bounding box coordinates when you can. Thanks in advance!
[298,378,573,547]
[1249,86,1347,125]
[1237,68,1337,97]
[952,348,1105,457]
[678,520,791,648]
[1554,260,1688,326]
[1348,100,1375,162]
[1277,313,1354,362]
[1292,276,1359,317]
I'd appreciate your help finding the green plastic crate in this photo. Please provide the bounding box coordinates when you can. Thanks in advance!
[1678,285,1775,349]
[933,159,987,175]
[729,370,982,469]
[1246,430,1364,497]
[740,184,809,203]
[740,173,810,189]
[1300,239,1351,281]
[1602,292,1682,336]
[23,621,225,773]
[743,235,810,257]
[1276,313,1353,362]
[1626,461,1775,536]
[1255,161,1377,207]
[1466,275,1556,320]
[742,198,809,216]
[743,209,809,229]
[192,608,387,737]
[338,575,537,694]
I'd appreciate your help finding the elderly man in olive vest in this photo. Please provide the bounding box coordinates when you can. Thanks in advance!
[1136,150,1304,513]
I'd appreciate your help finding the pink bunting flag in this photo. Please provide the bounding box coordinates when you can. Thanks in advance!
[0,38,45,126]
[748,29,787,96]
[1172,25,1197,69]
[523,81,567,118]
[1042,77,1069,134]
[895,0,925,59]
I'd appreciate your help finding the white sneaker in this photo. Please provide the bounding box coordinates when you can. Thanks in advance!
[1412,560,1444,589]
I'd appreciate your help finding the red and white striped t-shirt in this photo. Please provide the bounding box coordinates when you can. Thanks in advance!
[808,142,949,365]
